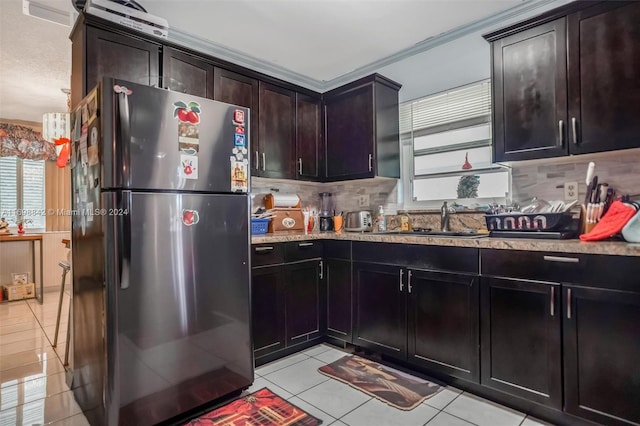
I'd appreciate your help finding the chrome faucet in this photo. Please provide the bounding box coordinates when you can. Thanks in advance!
[441,201,451,232]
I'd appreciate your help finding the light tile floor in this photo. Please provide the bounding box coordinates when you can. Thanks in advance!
[251,344,556,426]
[2,295,556,426]
[0,292,89,425]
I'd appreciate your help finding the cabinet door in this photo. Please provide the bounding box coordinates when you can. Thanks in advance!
[258,82,296,179]
[86,27,160,94]
[492,19,567,161]
[213,68,259,171]
[326,259,352,342]
[353,263,406,358]
[481,277,561,409]
[296,93,322,180]
[162,47,213,98]
[408,270,479,383]
[285,260,324,345]
[252,266,286,359]
[564,285,640,426]
[567,2,640,155]
[324,85,374,180]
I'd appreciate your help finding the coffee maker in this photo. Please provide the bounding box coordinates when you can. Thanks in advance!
[319,192,334,232]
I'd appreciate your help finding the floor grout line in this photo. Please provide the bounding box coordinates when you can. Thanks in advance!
[256,353,312,377]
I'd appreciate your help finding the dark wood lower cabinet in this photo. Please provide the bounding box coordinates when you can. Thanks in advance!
[285,260,324,345]
[563,285,640,426]
[251,265,285,359]
[408,270,479,382]
[353,263,406,357]
[481,277,562,409]
[326,259,352,342]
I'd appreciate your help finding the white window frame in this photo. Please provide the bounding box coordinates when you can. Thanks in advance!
[400,79,511,210]
[0,157,46,230]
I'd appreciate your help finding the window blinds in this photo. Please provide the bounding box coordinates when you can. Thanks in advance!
[0,157,45,228]
[400,79,491,136]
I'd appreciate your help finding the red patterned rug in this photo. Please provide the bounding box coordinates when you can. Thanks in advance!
[184,387,322,425]
[318,354,443,410]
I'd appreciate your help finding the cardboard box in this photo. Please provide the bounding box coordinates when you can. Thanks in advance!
[2,282,35,301]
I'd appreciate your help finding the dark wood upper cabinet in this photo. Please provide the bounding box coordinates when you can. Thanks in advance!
[296,94,322,180]
[213,68,260,171]
[567,1,640,155]
[487,1,640,161]
[258,82,296,179]
[563,285,640,426]
[491,19,567,162]
[408,270,479,383]
[324,74,401,181]
[162,47,213,99]
[72,25,160,107]
[481,277,562,409]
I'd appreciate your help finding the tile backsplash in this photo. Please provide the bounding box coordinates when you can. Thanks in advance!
[251,177,399,214]
[251,148,640,217]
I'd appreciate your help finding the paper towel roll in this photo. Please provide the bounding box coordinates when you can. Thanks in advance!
[270,193,300,208]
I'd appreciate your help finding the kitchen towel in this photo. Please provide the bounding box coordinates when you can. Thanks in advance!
[580,201,638,241]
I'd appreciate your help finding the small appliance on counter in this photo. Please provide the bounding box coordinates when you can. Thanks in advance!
[344,211,373,232]
[264,193,305,233]
[319,192,334,232]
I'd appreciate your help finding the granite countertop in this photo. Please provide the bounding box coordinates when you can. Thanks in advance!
[251,232,640,256]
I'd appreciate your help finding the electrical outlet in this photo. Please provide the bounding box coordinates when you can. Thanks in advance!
[358,194,370,207]
[564,181,579,202]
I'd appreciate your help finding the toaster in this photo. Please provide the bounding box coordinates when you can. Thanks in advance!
[344,211,373,232]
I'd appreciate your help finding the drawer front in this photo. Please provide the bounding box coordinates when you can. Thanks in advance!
[285,241,323,262]
[323,240,351,260]
[352,242,479,274]
[251,243,284,267]
[481,249,640,291]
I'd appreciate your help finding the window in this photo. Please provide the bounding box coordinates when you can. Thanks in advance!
[0,157,46,228]
[400,80,510,208]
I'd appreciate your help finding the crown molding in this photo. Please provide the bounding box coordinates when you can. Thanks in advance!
[162,0,563,92]
[168,29,325,91]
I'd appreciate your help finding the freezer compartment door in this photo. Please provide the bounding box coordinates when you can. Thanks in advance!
[104,191,252,426]
[103,78,250,192]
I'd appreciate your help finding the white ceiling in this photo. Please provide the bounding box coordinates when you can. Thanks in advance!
[0,0,527,123]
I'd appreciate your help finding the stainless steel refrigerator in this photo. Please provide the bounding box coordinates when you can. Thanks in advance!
[70,77,253,425]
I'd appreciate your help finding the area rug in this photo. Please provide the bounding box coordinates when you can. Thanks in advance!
[318,354,443,410]
[184,387,322,425]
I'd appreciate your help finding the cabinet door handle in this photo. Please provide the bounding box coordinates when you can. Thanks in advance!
[254,246,274,252]
[558,120,564,146]
[368,154,373,172]
[407,270,412,293]
[319,261,324,279]
[550,286,555,317]
[567,288,572,319]
[254,151,259,170]
[571,117,579,145]
[298,242,313,247]
[298,158,303,175]
[543,255,579,263]
[399,269,404,292]
[261,153,266,171]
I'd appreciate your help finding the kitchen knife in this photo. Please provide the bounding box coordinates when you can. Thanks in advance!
[584,161,596,205]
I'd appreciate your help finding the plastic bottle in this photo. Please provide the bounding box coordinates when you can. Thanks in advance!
[377,205,387,232]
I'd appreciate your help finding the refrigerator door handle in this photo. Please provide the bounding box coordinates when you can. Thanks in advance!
[118,191,132,290]
[116,91,132,188]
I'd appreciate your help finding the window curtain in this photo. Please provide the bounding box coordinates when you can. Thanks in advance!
[45,160,71,231]
[0,123,57,161]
